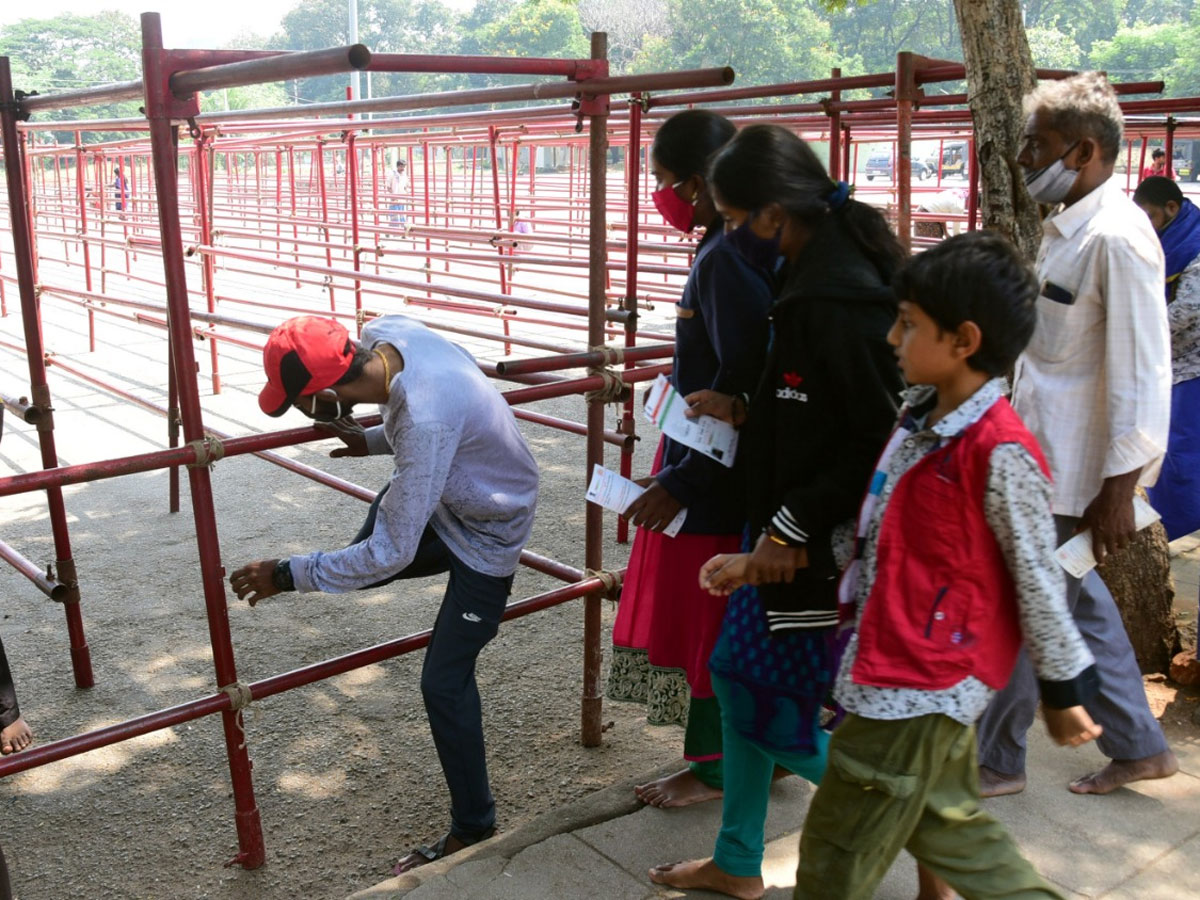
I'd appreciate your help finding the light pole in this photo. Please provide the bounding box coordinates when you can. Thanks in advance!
[348,0,361,102]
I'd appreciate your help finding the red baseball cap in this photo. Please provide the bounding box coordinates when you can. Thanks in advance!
[258,317,355,417]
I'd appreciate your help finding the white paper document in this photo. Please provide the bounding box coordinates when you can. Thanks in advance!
[1053,496,1162,579]
[585,464,687,538]
[642,373,739,468]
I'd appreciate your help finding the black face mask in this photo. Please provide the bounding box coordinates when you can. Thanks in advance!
[726,215,782,271]
[299,394,352,422]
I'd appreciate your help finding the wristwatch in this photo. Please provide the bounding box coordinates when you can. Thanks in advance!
[271,559,295,592]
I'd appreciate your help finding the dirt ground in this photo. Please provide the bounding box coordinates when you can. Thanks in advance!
[0,242,686,899]
[1,222,1199,900]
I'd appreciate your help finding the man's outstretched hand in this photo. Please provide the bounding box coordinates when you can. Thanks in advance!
[317,416,369,458]
[230,559,282,607]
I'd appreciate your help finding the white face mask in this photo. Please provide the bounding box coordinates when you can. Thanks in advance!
[304,393,346,422]
[1024,143,1079,205]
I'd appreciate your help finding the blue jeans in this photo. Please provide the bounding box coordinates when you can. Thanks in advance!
[354,489,512,840]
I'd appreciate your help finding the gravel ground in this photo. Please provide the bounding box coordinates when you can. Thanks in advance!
[0,240,682,899]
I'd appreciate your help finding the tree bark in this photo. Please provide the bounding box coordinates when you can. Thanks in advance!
[1097,509,1182,673]
[953,0,1180,672]
[952,0,1041,259]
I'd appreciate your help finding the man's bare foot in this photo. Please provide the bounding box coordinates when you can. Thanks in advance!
[978,765,1026,798]
[0,718,32,755]
[635,769,722,808]
[916,862,958,899]
[648,858,764,900]
[1069,750,1179,795]
[392,829,491,875]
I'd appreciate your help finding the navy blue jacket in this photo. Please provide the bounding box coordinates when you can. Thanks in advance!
[654,225,773,534]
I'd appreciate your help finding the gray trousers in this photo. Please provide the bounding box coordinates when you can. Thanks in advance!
[977,515,1168,774]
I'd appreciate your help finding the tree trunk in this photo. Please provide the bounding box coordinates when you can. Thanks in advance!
[952,0,1041,259]
[953,0,1181,672]
[1098,511,1182,674]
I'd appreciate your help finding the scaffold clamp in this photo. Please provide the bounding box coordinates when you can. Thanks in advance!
[585,367,630,405]
[187,433,225,469]
[220,682,255,750]
[584,568,621,600]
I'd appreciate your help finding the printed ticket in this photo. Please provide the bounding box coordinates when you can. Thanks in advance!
[642,373,739,468]
[1054,496,1162,579]
[585,464,687,538]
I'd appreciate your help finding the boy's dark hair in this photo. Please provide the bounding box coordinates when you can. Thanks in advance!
[1152,148,1166,160]
[1133,174,1183,207]
[651,109,737,181]
[893,232,1038,376]
[708,124,906,281]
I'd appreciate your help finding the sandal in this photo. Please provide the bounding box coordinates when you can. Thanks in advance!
[392,826,496,876]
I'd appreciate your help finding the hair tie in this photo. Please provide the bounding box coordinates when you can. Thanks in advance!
[827,180,852,210]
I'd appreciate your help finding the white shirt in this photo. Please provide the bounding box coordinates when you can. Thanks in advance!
[385,168,409,195]
[1011,176,1171,517]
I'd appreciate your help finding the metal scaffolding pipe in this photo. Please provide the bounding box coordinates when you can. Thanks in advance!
[0,538,69,601]
[194,67,733,124]
[0,55,95,690]
[0,569,624,780]
[366,53,597,78]
[1,391,42,424]
[169,45,371,97]
[495,342,674,376]
[18,80,144,115]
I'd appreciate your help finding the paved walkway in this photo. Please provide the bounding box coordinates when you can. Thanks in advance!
[350,546,1200,900]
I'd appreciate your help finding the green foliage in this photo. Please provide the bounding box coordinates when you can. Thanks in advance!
[199,83,292,113]
[827,0,962,73]
[1088,22,1185,83]
[1026,26,1084,70]
[470,0,589,60]
[275,0,466,102]
[0,10,144,141]
[1165,6,1200,96]
[632,0,842,92]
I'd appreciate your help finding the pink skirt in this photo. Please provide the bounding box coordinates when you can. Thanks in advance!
[611,440,741,699]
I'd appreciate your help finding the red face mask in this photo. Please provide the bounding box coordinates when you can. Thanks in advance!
[652,181,696,233]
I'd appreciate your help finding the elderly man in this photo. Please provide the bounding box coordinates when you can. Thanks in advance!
[973,72,1179,799]
[230,314,539,872]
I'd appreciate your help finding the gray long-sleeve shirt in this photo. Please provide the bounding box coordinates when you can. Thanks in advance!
[291,316,539,592]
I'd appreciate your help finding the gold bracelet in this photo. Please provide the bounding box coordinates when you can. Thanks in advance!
[766,531,790,547]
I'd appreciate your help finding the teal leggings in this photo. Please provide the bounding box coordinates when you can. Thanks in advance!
[710,672,829,878]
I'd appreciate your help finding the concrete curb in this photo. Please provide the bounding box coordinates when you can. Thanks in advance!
[347,759,682,899]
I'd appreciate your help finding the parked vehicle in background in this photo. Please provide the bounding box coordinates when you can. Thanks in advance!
[926,141,969,179]
[864,150,933,181]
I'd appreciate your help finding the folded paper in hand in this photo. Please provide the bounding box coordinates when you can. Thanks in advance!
[586,464,687,538]
[643,374,738,468]
[1054,496,1161,579]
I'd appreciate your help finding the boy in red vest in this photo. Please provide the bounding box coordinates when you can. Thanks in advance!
[795,232,1102,900]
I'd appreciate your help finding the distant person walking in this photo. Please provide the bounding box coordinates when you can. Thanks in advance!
[386,158,409,226]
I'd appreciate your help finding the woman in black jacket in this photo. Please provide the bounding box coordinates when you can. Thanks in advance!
[650,125,905,898]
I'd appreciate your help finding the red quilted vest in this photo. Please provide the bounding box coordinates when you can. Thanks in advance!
[850,397,1051,692]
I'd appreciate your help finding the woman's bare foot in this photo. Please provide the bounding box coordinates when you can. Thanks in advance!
[1069,750,1179,794]
[635,769,722,808]
[648,858,764,900]
[978,765,1026,798]
[0,718,32,755]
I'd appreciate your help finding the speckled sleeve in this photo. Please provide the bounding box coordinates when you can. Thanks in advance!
[985,443,1097,705]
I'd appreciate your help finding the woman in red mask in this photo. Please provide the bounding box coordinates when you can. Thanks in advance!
[610,110,775,809]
